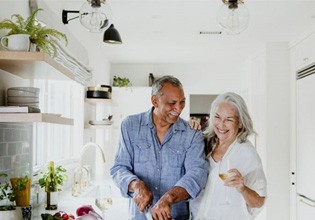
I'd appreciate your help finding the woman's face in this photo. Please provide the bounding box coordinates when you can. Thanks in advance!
[213,102,241,144]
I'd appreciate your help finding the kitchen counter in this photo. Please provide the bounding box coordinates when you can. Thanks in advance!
[32,186,129,219]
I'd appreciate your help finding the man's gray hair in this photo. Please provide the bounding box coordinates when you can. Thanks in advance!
[151,75,183,97]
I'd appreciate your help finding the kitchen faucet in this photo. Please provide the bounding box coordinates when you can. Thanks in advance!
[72,142,106,196]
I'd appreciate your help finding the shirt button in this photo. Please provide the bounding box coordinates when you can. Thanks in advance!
[155,187,158,190]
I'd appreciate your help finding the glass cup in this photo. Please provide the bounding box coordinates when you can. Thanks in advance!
[95,185,113,219]
[218,159,232,205]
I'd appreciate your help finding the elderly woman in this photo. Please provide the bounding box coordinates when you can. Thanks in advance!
[190,92,267,220]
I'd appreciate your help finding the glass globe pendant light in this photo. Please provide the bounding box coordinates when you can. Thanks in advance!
[79,0,111,33]
[217,0,249,35]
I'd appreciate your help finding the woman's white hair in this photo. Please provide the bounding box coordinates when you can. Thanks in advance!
[204,92,255,146]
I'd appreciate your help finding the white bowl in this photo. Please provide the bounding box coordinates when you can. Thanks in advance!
[8,103,39,108]
[7,87,40,94]
[7,97,39,103]
[7,89,39,97]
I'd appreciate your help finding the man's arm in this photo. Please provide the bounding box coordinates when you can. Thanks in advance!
[174,130,209,198]
[110,118,139,197]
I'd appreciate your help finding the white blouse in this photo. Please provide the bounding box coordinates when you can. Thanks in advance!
[190,140,267,220]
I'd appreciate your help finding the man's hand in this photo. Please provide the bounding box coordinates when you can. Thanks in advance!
[151,186,189,220]
[151,195,172,220]
[129,179,153,212]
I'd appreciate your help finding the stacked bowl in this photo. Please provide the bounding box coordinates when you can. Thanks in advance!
[7,87,40,108]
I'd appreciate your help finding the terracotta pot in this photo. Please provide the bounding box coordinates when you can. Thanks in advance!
[10,178,31,207]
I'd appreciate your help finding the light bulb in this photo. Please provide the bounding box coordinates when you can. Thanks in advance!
[217,1,249,35]
[89,8,102,29]
[226,8,240,34]
[79,1,110,33]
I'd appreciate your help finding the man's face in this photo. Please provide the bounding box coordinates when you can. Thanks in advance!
[152,83,186,125]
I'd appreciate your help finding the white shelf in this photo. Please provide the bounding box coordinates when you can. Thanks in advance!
[84,98,112,105]
[84,123,113,129]
[0,51,75,81]
[0,113,74,125]
[0,51,77,125]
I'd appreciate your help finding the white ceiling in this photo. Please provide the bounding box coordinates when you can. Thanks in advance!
[44,0,315,64]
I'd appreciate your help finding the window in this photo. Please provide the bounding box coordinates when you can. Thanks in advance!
[33,80,84,168]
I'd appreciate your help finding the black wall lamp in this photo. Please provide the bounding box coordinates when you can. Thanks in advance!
[62,0,122,44]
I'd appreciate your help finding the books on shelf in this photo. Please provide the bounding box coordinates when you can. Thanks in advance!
[0,106,40,113]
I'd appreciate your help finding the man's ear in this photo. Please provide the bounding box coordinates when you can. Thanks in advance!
[151,95,158,107]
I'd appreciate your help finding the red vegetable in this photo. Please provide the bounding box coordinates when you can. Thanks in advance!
[54,212,62,217]
[76,205,102,219]
[62,213,69,220]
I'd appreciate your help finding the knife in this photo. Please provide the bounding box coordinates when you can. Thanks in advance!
[144,208,153,220]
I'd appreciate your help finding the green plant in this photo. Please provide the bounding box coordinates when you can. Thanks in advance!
[38,164,67,191]
[0,172,29,210]
[0,8,68,57]
[113,76,132,87]
[0,173,15,210]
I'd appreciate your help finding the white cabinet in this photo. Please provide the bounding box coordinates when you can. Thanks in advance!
[296,73,315,200]
[297,195,315,220]
[292,33,315,70]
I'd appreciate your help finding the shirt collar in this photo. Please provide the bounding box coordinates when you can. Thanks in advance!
[143,107,186,132]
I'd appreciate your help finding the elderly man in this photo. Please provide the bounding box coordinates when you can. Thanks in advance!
[111,75,208,220]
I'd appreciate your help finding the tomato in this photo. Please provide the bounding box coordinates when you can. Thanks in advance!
[54,212,62,217]
[62,213,69,220]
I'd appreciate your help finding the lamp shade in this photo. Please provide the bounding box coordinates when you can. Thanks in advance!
[217,0,249,35]
[103,24,122,44]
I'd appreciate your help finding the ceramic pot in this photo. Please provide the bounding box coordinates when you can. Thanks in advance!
[10,178,31,207]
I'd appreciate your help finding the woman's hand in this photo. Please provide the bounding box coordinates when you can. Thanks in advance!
[225,168,245,192]
[225,168,265,208]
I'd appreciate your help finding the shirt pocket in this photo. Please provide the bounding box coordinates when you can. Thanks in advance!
[134,141,151,163]
[167,146,186,168]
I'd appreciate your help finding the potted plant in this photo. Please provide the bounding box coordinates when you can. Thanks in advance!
[38,163,67,190]
[37,162,67,210]
[0,172,27,219]
[112,75,132,87]
[0,172,15,210]
[10,176,31,207]
[0,8,68,57]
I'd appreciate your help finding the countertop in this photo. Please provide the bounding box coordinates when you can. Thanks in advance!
[32,185,129,220]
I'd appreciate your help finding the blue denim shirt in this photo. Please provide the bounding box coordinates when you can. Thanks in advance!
[110,108,208,220]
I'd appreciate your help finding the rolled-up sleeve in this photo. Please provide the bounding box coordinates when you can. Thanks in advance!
[175,131,209,199]
[110,118,138,198]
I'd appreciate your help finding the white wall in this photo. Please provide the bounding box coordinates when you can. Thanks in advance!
[250,42,291,220]
[111,63,248,119]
